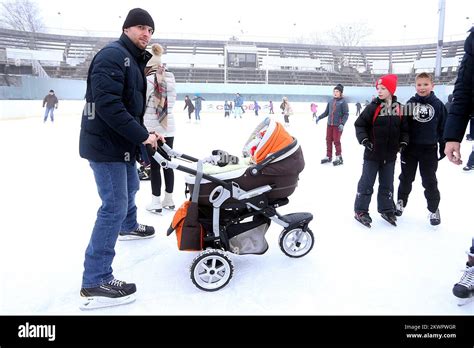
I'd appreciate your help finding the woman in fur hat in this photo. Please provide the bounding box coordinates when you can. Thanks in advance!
[144,43,177,213]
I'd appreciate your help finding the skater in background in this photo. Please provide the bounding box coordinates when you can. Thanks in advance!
[395,72,447,226]
[42,89,58,123]
[353,74,409,227]
[193,94,205,121]
[280,96,292,127]
[78,8,162,308]
[310,102,318,120]
[253,101,261,116]
[144,43,177,214]
[443,27,474,304]
[355,101,362,116]
[183,95,194,122]
[234,93,243,118]
[224,100,231,117]
[315,84,349,166]
[269,100,274,114]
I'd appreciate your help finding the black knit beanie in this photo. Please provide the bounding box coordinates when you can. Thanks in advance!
[122,8,154,31]
[334,84,344,93]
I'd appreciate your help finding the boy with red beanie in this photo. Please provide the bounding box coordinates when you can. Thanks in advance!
[395,72,447,225]
[353,74,409,227]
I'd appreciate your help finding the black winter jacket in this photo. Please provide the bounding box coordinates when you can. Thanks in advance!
[405,92,447,145]
[79,34,152,162]
[444,27,474,142]
[355,97,409,162]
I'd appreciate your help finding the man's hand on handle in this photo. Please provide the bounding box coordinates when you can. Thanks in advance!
[445,141,462,165]
[142,132,166,149]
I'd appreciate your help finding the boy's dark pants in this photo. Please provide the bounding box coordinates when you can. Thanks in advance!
[397,144,440,213]
[355,159,396,214]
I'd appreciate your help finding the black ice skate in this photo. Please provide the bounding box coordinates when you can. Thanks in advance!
[395,199,404,217]
[321,157,332,164]
[332,156,343,166]
[463,165,474,171]
[119,224,155,241]
[80,279,137,310]
[453,263,474,306]
[429,209,441,226]
[138,165,151,180]
[354,212,372,228]
[381,212,397,226]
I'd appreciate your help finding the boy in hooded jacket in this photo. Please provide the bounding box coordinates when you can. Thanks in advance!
[316,84,349,166]
[395,72,447,225]
[354,74,409,227]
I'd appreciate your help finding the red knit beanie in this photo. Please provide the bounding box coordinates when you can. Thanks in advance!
[376,74,398,95]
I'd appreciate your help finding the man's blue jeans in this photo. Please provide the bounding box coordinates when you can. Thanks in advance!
[82,161,140,288]
[43,107,54,122]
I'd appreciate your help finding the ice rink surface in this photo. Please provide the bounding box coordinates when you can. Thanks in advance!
[1,102,473,315]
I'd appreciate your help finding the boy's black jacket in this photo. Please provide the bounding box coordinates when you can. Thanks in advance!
[355,96,409,162]
[405,91,447,145]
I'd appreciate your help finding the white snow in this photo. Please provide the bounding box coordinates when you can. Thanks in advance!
[1,102,473,315]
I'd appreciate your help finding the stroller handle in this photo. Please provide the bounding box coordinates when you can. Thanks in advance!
[147,142,200,163]
[145,144,233,190]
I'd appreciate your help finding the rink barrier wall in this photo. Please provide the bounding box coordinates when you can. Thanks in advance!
[0,76,454,120]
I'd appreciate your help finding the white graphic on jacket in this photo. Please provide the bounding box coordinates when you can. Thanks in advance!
[413,103,435,123]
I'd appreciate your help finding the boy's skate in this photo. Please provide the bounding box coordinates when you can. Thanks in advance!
[354,212,372,228]
[395,199,404,217]
[381,212,397,226]
[320,156,332,164]
[332,156,343,166]
[429,208,441,226]
[453,263,474,306]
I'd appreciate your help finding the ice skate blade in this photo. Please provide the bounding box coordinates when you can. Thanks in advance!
[457,296,473,306]
[381,215,397,226]
[163,206,175,210]
[118,234,155,241]
[354,216,371,228]
[146,209,162,214]
[80,294,136,310]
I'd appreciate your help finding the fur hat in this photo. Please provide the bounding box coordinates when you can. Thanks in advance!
[334,84,344,93]
[146,44,164,68]
[376,74,398,95]
[122,8,154,31]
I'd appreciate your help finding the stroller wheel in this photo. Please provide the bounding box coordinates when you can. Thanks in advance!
[190,249,234,292]
[279,227,314,258]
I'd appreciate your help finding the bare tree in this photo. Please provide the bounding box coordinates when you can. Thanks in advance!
[0,0,44,33]
[291,32,323,45]
[327,22,372,47]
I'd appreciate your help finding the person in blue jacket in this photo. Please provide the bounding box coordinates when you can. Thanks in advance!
[78,8,165,309]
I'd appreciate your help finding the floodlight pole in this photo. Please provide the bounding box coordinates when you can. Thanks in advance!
[435,0,446,78]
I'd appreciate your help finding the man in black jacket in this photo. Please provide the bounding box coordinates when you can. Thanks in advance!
[443,27,474,305]
[79,8,164,310]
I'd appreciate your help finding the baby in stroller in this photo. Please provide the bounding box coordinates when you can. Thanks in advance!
[150,117,314,291]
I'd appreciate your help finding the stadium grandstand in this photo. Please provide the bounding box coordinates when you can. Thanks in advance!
[0,27,464,88]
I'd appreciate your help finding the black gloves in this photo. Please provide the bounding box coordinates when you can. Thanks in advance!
[361,138,373,151]
[438,142,446,161]
[399,142,408,154]
[212,150,239,167]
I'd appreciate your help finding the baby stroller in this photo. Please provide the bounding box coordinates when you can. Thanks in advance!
[150,117,314,291]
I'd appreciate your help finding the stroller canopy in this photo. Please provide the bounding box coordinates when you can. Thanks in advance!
[243,118,293,164]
